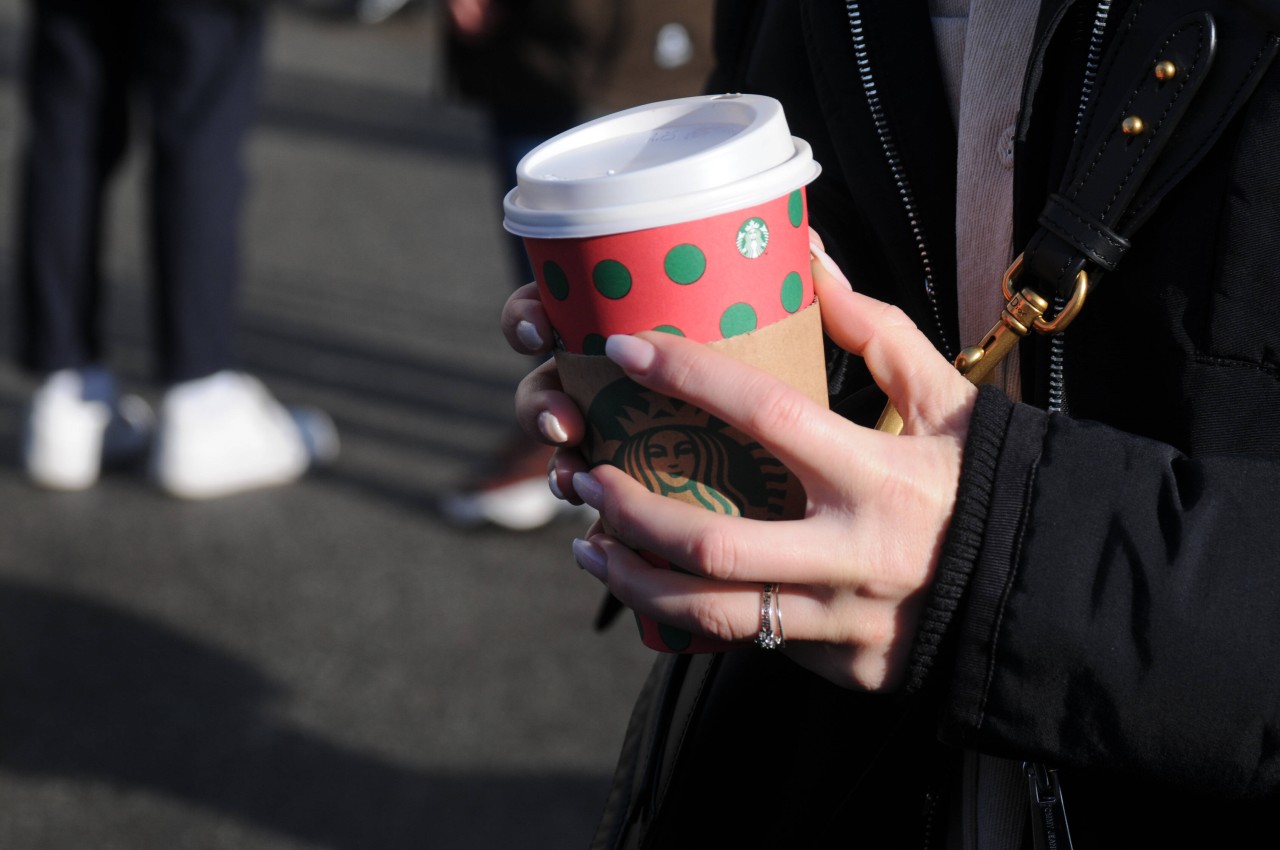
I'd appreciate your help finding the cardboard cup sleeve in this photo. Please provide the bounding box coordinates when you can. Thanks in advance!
[556,302,829,653]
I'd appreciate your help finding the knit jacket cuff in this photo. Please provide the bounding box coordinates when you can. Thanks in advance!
[903,384,1011,694]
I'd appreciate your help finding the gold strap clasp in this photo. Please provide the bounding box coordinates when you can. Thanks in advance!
[874,254,1090,434]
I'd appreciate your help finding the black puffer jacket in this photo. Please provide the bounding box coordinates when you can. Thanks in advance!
[597,1,1280,848]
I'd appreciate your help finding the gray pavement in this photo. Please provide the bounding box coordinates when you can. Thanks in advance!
[0,3,655,847]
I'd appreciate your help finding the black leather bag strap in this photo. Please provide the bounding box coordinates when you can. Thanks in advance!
[1024,0,1280,298]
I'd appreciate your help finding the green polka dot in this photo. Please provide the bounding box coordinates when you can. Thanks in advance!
[664,244,706,284]
[781,271,804,313]
[583,333,607,356]
[543,261,570,301]
[788,190,804,227]
[720,303,758,338]
[593,259,632,299]
[653,325,686,336]
[659,622,693,652]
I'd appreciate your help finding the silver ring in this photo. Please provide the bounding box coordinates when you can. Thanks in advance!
[755,583,785,649]
[774,583,786,646]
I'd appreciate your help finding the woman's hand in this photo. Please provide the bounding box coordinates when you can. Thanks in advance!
[564,246,978,691]
[501,282,592,502]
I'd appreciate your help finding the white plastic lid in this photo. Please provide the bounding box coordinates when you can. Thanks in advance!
[503,93,821,238]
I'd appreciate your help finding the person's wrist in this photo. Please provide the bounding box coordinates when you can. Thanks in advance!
[903,384,1009,695]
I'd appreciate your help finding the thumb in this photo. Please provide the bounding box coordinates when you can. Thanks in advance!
[810,245,974,435]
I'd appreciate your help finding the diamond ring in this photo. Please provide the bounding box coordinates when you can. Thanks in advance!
[755,582,786,649]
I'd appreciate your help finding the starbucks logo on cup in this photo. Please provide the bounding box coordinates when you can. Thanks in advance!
[736,217,769,259]
[586,377,798,520]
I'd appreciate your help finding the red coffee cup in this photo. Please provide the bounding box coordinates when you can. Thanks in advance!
[505,94,826,653]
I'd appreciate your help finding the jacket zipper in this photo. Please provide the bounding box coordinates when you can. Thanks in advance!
[844,1,1114,409]
[1026,3,1114,847]
[844,1,955,361]
[838,2,1115,846]
[841,12,952,842]
[1049,0,1113,413]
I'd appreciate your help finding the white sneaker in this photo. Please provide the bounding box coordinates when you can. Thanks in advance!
[438,435,596,531]
[151,371,338,500]
[440,476,576,531]
[22,368,153,491]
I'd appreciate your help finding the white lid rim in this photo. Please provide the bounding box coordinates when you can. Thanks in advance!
[503,141,821,239]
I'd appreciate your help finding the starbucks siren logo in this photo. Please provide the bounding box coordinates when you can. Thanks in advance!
[736,217,769,259]
[585,378,802,521]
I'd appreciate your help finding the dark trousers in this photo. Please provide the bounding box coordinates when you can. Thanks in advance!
[16,0,265,383]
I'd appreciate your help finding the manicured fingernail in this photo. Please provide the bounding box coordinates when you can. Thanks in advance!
[605,335,656,373]
[572,538,608,581]
[548,469,566,500]
[811,244,852,289]
[572,471,604,508]
[537,410,568,444]
[516,320,544,350]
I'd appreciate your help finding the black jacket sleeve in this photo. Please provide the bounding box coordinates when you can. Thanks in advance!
[921,386,1280,800]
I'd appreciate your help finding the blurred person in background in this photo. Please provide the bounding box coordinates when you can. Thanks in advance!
[438,0,715,531]
[14,0,338,499]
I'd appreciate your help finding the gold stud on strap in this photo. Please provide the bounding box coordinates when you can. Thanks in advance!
[1121,115,1146,136]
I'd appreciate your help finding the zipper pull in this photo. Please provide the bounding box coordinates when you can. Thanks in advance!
[1024,761,1074,850]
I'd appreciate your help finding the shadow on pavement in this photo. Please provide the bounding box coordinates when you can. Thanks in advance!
[0,580,610,849]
